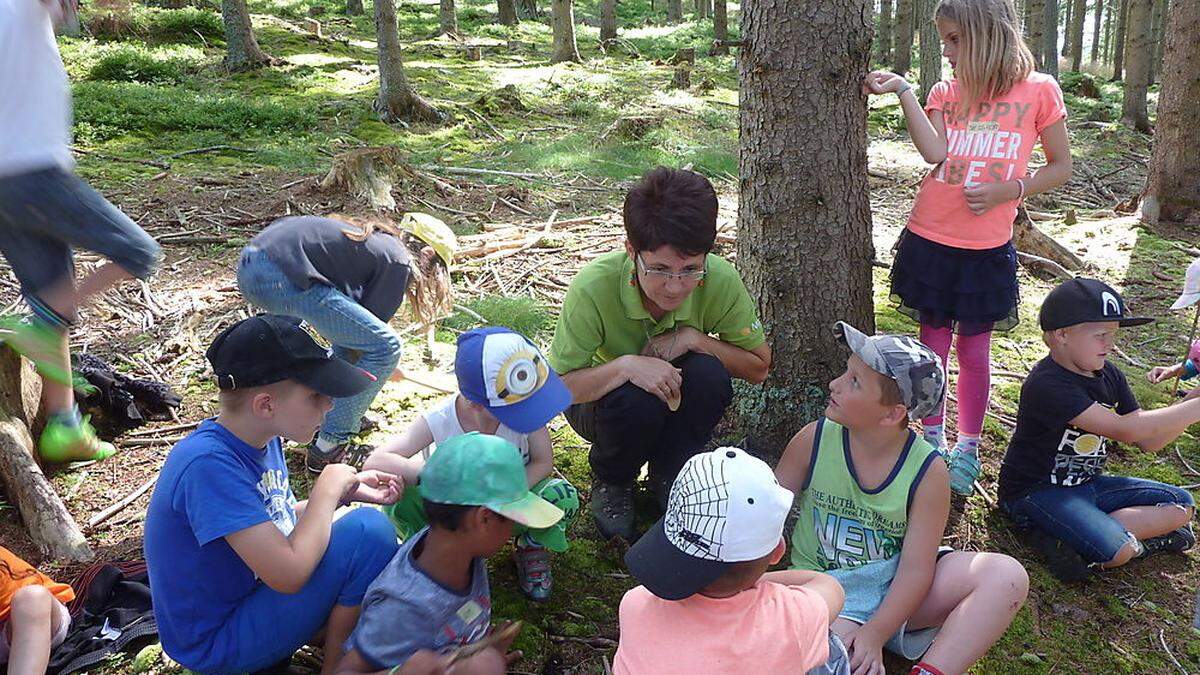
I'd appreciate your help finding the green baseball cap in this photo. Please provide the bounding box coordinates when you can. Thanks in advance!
[421,432,563,530]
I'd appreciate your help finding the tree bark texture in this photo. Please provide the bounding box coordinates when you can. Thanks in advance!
[695,0,710,20]
[1121,0,1152,131]
[551,0,581,62]
[517,0,538,20]
[1027,0,1046,69]
[1101,0,1113,63]
[498,0,518,25]
[1069,0,1085,70]
[1112,0,1128,78]
[878,0,894,63]
[1149,0,1166,83]
[221,0,272,71]
[374,0,442,124]
[737,0,876,458]
[1044,0,1060,78]
[918,0,941,104]
[600,0,617,41]
[1062,0,1073,56]
[345,0,363,16]
[0,349,92,562]
[439,0,458,34]
[893,0,914,73]
[1143,0,1200,226]
[712,0,728,54]
[667,0,682,22]
[1091,0,1104,62]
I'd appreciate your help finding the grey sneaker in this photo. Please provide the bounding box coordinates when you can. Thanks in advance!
[306,441,372,474]
[590,481,635,541]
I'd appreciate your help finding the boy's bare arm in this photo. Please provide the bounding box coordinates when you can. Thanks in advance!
[860,459,950,642]
[365,418,436,468]
[1071,398,1200,451]
[525,427,555,487]
[760,569,846,623]
[774,422,818,493]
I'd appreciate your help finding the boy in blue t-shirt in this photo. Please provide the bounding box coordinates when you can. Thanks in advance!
[144,315,404,674]
[338,432,564,674]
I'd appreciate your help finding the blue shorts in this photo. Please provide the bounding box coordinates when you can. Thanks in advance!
[0,166,161,304]
[1003,474,1194,564]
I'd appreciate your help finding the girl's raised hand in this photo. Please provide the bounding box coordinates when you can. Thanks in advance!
[862,70,908,96]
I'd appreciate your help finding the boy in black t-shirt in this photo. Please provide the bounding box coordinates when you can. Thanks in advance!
[999,279,1200,582]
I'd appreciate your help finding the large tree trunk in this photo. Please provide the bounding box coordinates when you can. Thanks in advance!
[1044,0,1060,78]
[1091,0,1104,62]
[600,0,617,41]
[1143,0,1199,227]
[0,350,92,562]
[374,0,442,124]
[439,0,458,34]
[738,0,875,457]
[918,0,941,104]
[221,0,272,71]
[667,0,682,23]
[1069,0,1085,70]
[550,0,580,62]
[893,0,914,74]
[498,0,518,25]
[1112,0,1128,78]
[711,0,728,54]
[1121,0,1152,132]
[877,0,894,64]
[1027,0,1046,69]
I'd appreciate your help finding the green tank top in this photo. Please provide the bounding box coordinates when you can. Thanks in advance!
[789,417,940,571]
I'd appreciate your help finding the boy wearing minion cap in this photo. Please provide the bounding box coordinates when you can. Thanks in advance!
[366,327,579,601]
[339,432,562,674]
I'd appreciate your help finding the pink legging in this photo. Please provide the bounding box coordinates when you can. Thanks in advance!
[919,324,991,437]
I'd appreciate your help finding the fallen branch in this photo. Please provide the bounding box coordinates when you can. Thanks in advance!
[1017,251,1074,281]
[168,145,257,159]
[419,165,544,180]
[1158,629,1187,675]
[88,475,157,528]
[127,420,200,437]
[548,635,619,649]
[70,146,170,169]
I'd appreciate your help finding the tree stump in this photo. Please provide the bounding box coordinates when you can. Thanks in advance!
[320,147,410,210]
[671,63,691,89]
[0,348,92,562]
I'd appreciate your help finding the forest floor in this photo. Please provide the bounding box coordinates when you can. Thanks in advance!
[2,0,1199,673]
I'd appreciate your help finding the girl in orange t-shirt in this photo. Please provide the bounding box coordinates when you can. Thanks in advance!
[1,547,75,675]
[863,0,1072,496]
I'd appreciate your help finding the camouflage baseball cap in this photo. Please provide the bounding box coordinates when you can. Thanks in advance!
[834,322,946,420]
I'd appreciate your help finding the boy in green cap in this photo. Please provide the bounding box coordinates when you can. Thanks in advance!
[338,432,563,674]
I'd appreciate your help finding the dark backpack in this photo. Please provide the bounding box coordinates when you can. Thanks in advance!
[48,561,158,675]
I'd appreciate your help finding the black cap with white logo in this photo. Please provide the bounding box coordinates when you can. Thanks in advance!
[1039,278,1154,331]
[205,314,375,398]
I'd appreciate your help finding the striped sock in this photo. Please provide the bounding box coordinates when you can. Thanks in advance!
[955,434,980,455]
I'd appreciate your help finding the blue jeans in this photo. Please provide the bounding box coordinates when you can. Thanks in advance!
[1003,475,1194,564]
[205,508,398,674]
[237,247,403,444]
[0,167,161,311]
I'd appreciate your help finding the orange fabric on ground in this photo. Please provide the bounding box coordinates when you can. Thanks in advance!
[0,547,75,622]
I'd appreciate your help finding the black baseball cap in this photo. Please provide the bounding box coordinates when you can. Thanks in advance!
[206,315,376,398]
[1039,278,1154,331]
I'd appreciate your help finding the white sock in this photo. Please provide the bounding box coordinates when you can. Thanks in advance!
[955,435,980,455]
[315,437,338,453]
[922,424,945,448]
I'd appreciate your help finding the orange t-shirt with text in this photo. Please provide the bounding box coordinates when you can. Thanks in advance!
[612,581,831,675]
[0,547,74,622]
[906,73,1067,250]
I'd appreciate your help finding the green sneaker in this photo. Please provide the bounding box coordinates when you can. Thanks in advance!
[39,416,116,463]
[0,315,72,387]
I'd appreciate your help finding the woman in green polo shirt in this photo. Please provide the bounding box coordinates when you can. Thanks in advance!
[548,167,772,541]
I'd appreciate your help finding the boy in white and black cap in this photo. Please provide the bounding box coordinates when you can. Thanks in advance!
[613,446,847,675]
[999,278,1199,582]
[777,322,1029,675]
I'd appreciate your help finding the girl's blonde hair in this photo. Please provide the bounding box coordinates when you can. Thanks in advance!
[334,214,453,329]
[935,0,1036,117]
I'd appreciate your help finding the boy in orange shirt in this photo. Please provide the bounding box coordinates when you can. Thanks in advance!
[1,547,75,675]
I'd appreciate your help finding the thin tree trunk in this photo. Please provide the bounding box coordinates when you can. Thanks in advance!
[878,0,894,64]
[551,0,581,62]
[1044,0,1060,77]
[1062,0,1073,56]
[600,0,617,41]
[1069,0,1085,70]
[1121,0,1152,131]
[695,0,710,20]
[517,0,538,20]
[1091,0,1104,62]
[374,0,442,124]
[1101,0,1113,63]
[894,0,914,74]
[1112,0,1128,78]
[738,0,875,457]
[346,0,363,15]
[1028,0,1046,69]
[221,0,272,71]
[712,0,728,54]
[439,0,458,34]
[1144,0,1200,226]
[667,0,682,23]
[498,0,518,25]
[918,0,941,104]
[1149,0,1167,83]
